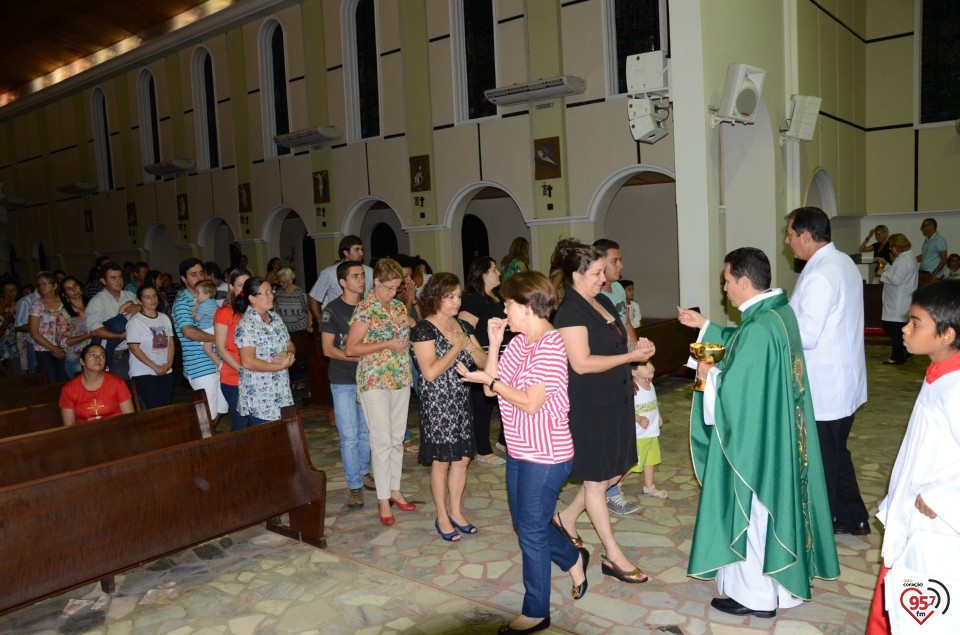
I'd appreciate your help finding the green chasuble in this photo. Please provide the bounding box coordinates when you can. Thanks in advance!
[687,292,839,599]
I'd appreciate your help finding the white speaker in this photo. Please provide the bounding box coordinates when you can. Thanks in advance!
[628,97,668,144]
[717,63,766,124]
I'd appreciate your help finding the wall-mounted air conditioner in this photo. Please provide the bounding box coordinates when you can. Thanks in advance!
[56,182,98,195]
[484,75,586,106]
[274,126,341,149]
[144,159,195,176]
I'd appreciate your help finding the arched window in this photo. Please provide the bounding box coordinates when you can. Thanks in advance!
[91,87,114,191]
[137,69,162,180]
[191,47,220,169]
[342,0,381,141]
[259,19,291,157]
[604,0,668,95]
[451,0,497,122]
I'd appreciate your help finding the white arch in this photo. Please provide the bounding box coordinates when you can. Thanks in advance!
[196,215,234,249]
[442,180,525,229]
[586,164,677,227]
[143,223,179,277]
[341,196,390,236]
[804,168,838,217]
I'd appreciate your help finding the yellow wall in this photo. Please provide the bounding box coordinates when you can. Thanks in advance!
[1,0,957,288]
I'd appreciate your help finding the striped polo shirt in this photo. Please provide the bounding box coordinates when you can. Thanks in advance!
[172,289,217,380]
[497,329,574,463]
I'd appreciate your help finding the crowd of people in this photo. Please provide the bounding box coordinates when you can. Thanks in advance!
[2,210,958,635]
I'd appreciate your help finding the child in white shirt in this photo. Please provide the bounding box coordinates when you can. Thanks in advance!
[622,361,667,499]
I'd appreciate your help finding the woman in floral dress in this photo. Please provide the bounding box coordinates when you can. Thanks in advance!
[29,272,69,383]
[233,276,295,425]
[412,273,487,541]
[58,276,91,378]
[346,258,417,526]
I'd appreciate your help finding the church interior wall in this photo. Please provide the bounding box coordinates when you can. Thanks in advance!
[0,0,955,294]
[477,117,536,220]
[460,197,530,272]
[603,182,679,318]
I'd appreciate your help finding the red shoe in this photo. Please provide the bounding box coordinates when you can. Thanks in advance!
[389,497,416,511]
[379,513,395,525]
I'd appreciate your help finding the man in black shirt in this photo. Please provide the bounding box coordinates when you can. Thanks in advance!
[320,261,375,508]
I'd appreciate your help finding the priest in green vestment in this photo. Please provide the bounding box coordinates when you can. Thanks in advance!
[678,247,839,619]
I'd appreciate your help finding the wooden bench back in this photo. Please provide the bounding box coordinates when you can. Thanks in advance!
[0,373,45,393]
[0,402,62,439]
[0,391,209,488]
[0,381,66,411]
[0,406,324,615]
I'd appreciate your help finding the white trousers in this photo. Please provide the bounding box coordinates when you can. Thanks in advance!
[359,387,411,500]
[716,495,804,612]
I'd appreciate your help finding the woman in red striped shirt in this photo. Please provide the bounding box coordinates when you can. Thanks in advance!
[458,271,586,635]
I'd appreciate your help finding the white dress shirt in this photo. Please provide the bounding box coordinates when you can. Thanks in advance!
[879,249,918,323]
[85,288,138,351]
[789,242,867,420]
[308,262,374,307]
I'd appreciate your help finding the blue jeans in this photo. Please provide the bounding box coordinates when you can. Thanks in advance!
[221,382,255,430]
[505,456,578,619]
[64,353,82,378]
[331,383,372,490]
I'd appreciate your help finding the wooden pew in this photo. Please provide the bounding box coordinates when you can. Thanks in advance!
[0,381,67,411]
[0,402,62,439]
[0,391,210,488]
[0,373,45,393]
[0,383,196,440]
[635,313,700,378]
[0,405,326,616]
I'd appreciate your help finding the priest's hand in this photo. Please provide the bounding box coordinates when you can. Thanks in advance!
[915,494,938,519]
[678,308,706,329]
[696,359,715,384]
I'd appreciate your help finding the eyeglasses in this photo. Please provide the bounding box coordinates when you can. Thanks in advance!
[254,289,276,296]
[381,284,401,292]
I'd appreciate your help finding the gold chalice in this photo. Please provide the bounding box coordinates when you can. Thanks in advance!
[689,342,726,392]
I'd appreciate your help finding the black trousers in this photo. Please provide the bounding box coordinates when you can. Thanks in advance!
[470,383,503,455]
[35,350,68,383]
[816,414,869,526]
[882,320,907,363]
[132,373,175,409]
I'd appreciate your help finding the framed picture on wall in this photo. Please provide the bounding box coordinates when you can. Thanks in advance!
[312,170,330,204]
[238,183,252,215]
[126,202,137,227]
[176,193,189,221]
[534,137,561,180]
[409,155,431,192]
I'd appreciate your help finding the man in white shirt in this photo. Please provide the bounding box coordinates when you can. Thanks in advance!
[307,235,373,326]
[784,207,870,536]
[86,262,141,379]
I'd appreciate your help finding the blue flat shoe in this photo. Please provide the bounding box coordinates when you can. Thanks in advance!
[435,518,460,541]
[450,518,478,534]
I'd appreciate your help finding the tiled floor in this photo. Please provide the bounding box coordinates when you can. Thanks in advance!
[0,341,922,634]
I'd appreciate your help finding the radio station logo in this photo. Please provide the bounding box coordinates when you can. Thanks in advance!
[900,578,951,626]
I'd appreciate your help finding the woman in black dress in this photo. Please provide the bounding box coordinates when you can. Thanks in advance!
[552,239,656,583]
[412,273,488,541]
[458,256,511,464]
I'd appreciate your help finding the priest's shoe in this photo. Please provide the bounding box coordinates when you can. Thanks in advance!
[834,520,871,535]
[710,597,776,618]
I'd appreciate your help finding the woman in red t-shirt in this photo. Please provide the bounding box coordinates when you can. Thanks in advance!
[214,268,252,430]
[60,343,134,425]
